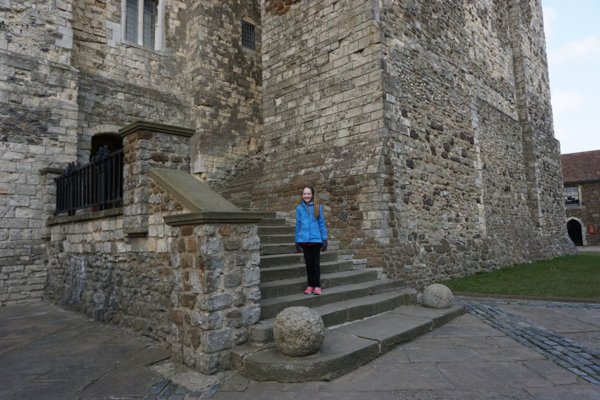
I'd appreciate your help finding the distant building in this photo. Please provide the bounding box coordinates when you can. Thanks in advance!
[562,151,600,246]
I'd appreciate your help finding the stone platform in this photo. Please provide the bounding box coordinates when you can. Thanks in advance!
[232,304,465,382]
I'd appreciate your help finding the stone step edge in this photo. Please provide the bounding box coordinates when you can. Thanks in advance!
[259,279,407,319]
[232,304,466,382]
[250,289,417,343]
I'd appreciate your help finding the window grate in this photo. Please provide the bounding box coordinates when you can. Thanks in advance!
[242,20,256,51]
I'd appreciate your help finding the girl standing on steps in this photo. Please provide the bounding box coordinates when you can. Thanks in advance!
[295,186,328,295]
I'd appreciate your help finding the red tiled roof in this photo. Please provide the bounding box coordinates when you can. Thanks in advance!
[562,150,600,183]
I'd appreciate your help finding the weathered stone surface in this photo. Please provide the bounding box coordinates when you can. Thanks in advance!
[423,284,454,309]
[273,307,325,357]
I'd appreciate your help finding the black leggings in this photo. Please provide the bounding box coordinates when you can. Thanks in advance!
[302,245,321,288]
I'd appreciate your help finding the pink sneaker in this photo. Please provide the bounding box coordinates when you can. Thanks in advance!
[313,287,322,295]
[304,286,314,295]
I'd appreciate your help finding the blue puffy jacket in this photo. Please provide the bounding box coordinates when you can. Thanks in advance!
[295,202,328,243]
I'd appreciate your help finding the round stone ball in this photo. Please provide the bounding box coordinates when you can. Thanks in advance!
[423,284,454,309]
[273,306,325,357]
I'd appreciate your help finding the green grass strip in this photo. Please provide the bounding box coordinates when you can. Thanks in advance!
[443,253,600,300]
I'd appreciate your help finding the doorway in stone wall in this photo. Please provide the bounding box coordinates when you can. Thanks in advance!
[91,133,123,158]
[567,219,584,246]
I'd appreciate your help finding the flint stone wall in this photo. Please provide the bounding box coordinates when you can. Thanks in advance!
[256,0,575,288]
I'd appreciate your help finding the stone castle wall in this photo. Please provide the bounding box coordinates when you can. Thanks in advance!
[254,0,389,266]
[186,1,263,185]
[0,0,263,304]
[257,0,574,287]
[0,0,79,305]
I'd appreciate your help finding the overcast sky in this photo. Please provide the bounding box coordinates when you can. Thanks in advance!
[542,0,600,155]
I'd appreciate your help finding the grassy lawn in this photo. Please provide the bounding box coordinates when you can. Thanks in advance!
[443,252,600,300]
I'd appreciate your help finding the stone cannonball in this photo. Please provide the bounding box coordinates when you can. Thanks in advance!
[273,307,325,357]
[423,283,454,309]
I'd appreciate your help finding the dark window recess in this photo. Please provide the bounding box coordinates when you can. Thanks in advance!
[564,186,580,206]
[242,20,256,50]
[55,146,124,216]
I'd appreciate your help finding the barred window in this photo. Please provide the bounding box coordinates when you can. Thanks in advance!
[242,20,256,51]
[565,186,580,206]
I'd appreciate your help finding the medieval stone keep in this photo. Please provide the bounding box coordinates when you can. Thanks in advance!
[0,0,575,374]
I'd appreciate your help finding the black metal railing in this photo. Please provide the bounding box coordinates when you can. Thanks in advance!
[56,146,124,216]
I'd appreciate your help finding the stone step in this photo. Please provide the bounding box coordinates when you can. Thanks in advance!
[258,226,295,236]
[259,242,338,256]
[259,234,295,245]
[249,289,417,343]
[258,218,287,227]
[233,304,465,382]
[259,251,338,269]
[260,260,354,283]
[259,269,380,299]
[259,279,406,319]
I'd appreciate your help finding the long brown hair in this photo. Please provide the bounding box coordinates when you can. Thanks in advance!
[303,186,320,219]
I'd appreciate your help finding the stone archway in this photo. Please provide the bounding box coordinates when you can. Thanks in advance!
[567,218,586,246]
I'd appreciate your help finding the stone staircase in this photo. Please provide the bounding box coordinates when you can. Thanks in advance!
[228,212,465,382]
[219,168,262,210]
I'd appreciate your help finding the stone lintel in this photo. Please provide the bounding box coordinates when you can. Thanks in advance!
[149,168,239,212]
[124,228,149,237]
[119,120,195,138]
[40,167,66,176]
[47,208,123,226]
[164,211,264,226]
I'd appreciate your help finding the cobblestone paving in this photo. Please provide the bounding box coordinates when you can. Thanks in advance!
[458,297,600,386]
[144,379,220,400]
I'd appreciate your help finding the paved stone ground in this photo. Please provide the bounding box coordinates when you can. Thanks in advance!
[3,299,600,399]
[0,302,222,400]
[215,298,600,399]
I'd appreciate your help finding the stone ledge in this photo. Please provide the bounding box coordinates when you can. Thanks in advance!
[47,208,123,226]
[119,121,195,138]
[164,211,264,226]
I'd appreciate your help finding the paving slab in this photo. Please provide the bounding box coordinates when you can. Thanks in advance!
[474,346,545,362]
[561,332,600,352]
[0,375,38,398]
[437,362,554,389]
[501,305,599,333]
[522,360,579,385]
[404,348,486,363]
[394,389,537,400]
[321,363,454,391]
[78,366,162,398]
[524,384,600,400]
[0,379,88,400]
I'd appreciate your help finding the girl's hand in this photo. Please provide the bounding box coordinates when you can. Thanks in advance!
[321,240,328,251]
[295,243,302,253]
